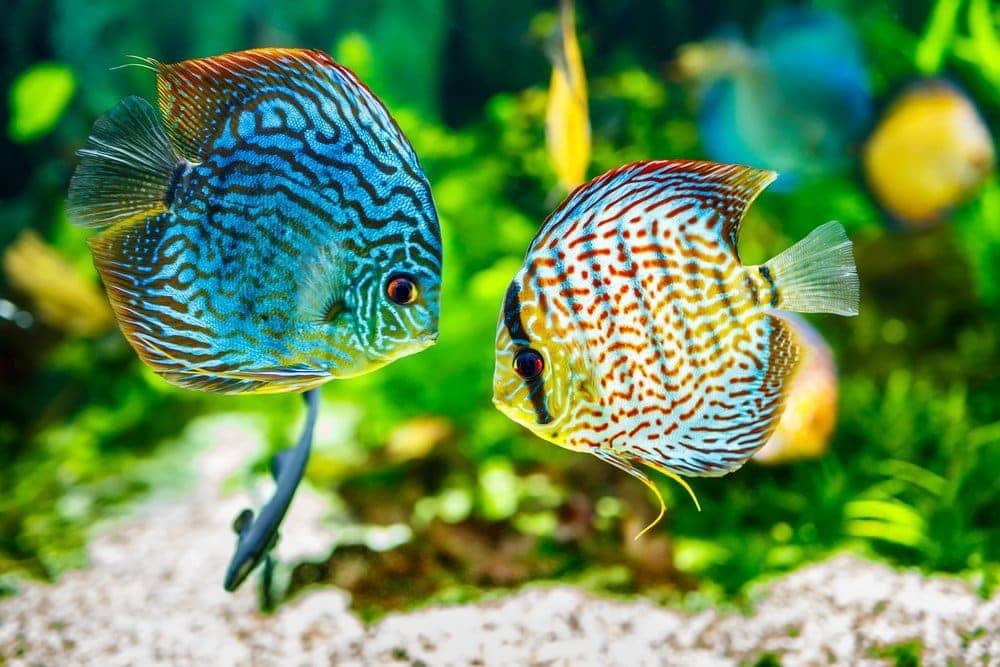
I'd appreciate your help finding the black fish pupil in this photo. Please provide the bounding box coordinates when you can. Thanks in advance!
[514,349,544,380]
[387,275,417,305]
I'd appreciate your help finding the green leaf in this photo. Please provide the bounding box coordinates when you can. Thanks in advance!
[333,32,374,82]
[8,62,76,143]
[914,0,964,74]
[967,0,1000,86]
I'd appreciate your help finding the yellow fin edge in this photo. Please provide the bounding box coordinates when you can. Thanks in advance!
[633,465,702,540]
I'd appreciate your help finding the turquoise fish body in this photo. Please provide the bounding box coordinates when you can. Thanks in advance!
[69,49,442,393]
[697,8,873,190]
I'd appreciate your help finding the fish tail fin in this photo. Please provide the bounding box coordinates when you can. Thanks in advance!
[763,221,859,316]
[67,96,188,229]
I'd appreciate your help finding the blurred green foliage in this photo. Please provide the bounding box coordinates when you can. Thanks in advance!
[7,62,76,143]
[0,0,997,612]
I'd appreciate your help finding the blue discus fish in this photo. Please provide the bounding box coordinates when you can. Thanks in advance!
[67,48,443,592]
[675,7,873,190]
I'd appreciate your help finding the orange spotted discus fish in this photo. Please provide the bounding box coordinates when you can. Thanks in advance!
[493,160,859,531]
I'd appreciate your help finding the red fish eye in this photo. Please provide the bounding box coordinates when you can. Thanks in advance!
[513,348,544,380]
[386,274,418,305]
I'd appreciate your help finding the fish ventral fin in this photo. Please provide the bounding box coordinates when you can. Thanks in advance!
[763,221,860,316]
[594,448,701,540]
[67,96,188,229]
[155,48,337,160]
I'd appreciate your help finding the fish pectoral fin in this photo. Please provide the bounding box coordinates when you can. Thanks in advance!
[68,96,189,230]
[155,49,336,160]
[762,221,859,316]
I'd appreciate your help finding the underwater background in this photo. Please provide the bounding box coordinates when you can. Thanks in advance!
[0,0,997,618]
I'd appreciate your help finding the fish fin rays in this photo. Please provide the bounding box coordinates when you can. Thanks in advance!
[67,96,187,230]
[147,344,331,394]
[155,48,337,159]
[764,221,859,315]
[594,448,701,540]
[763,313,801,392]
[85,198,329,396]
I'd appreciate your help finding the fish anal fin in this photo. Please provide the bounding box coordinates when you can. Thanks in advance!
[703,313,802,469]
[751,313,802,444]
[88,213,213,379]
[766,314,801,383]
[160,363,331,395]
[68,96,185,229]
[155,48,337,160]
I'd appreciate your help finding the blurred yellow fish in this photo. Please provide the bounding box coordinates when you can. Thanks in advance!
[863,80,995,229]
[2,229,114,336]
[545,0,591,191]
[753,314,838,465]
[671,39,750,83]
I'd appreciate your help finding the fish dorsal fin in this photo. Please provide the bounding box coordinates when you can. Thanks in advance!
[531,160,777,259]
[155,48,339,160]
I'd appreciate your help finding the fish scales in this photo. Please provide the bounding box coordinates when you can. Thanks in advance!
[69,49,442,395]
[494,160,858,510]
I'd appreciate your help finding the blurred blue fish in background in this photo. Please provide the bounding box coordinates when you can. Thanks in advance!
[674,7,873,190]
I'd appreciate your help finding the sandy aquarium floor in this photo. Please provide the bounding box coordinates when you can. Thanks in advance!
[0,416,996,667]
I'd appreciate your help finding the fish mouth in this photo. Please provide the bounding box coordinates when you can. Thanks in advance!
[361,330,438,367]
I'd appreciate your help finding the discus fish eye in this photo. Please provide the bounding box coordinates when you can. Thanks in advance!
[513,348,544,380]
[386,273,419,305]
